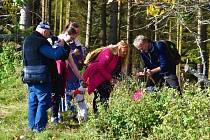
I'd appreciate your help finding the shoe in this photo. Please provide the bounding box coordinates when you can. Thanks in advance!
[51,117,58,124]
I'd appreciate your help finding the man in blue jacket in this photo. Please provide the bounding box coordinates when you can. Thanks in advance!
[133,35,180,92]
[22,22,70,132]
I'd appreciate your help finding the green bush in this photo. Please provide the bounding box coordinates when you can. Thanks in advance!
[78,79,210,140]
[0,45,209,139]
[0,42,22,82]
[150,88,210,140]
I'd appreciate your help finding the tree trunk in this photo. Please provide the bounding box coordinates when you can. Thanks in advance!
[197,0,208,87]
[48,0,52,24]
[154,17,158,41]
[100,0,107,46]
[32,0,41,25]
[208,49,210,80]
[54,0,58,34]
[178,23,182,83]
[59,0,63,34]
[168,19,172,41]
[126,0,133,75]
[41,0,46,21]
[19,0,32,30]
[65,0,71,25]
[109,0,118,44]
[85,0,92,48]
[118,1,122,41]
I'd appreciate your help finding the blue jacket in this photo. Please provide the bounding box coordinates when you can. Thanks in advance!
[140,41,176,75]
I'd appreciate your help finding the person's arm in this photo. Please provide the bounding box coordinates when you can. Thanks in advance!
[39,44,69,60]
[66,53,83,80]
[146,67,161,77]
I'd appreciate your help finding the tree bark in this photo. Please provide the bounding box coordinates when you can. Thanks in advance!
[54,0,58,34]
[197,0,208,87]
[48,0,52,24]
[100,0,107,46]
[117,1,122,42]
[65,0,71,25]
[109,0,118,44]
[126,0,133,75]
[19,0,32,30]
[59,0,63,34]
[85,0,92,48]
[41,0,46,21]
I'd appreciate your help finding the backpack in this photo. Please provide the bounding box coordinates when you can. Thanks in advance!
[159,40,181,65]
[84,47,106,65]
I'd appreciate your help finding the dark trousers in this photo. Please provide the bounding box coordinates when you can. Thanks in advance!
[164,74,181,93]
[51,92,61,118]
[93,81,113,114]
[146,74,181,93]
[51,75,65,118]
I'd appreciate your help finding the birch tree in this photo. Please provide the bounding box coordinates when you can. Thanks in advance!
[85,0,92,48]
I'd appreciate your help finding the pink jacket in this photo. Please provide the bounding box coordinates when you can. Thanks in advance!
[83,48,121,94]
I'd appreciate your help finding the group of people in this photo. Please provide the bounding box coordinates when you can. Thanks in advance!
[22,21,180,133]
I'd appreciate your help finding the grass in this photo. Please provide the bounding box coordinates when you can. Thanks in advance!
[0,75,209,140]
[0,75,96,140]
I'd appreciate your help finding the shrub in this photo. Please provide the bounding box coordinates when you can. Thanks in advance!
[78,79,210,139]
[0,42,22,83]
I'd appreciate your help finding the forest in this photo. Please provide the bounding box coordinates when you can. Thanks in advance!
[0,0,209,139]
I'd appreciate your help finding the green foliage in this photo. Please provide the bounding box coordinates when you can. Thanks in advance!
[77,79,210,139]
[0,52,209,139]
[0,42,22,82]
[150,89,210,139]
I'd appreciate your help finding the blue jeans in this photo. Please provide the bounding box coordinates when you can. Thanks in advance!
[27,83,52,132]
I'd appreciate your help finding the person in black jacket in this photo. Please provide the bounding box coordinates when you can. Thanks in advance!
[22,21,70,132]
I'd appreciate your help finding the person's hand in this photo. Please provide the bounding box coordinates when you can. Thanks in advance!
[135,71,146,77]
[58,39,65,46]
[72,49,80,55]
[110,78,117,85]
[146,69,154,77]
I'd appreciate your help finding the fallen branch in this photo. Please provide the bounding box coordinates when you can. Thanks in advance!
[184,62,210,86]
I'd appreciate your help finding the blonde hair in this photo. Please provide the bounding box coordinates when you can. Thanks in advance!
[109,40,128,74]
[109,40,128,55]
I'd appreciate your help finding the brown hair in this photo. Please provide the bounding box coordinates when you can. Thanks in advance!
[70,21,79,28]
[63,22,77,35]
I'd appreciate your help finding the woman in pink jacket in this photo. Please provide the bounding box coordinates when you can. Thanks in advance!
[83,40,128,113]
